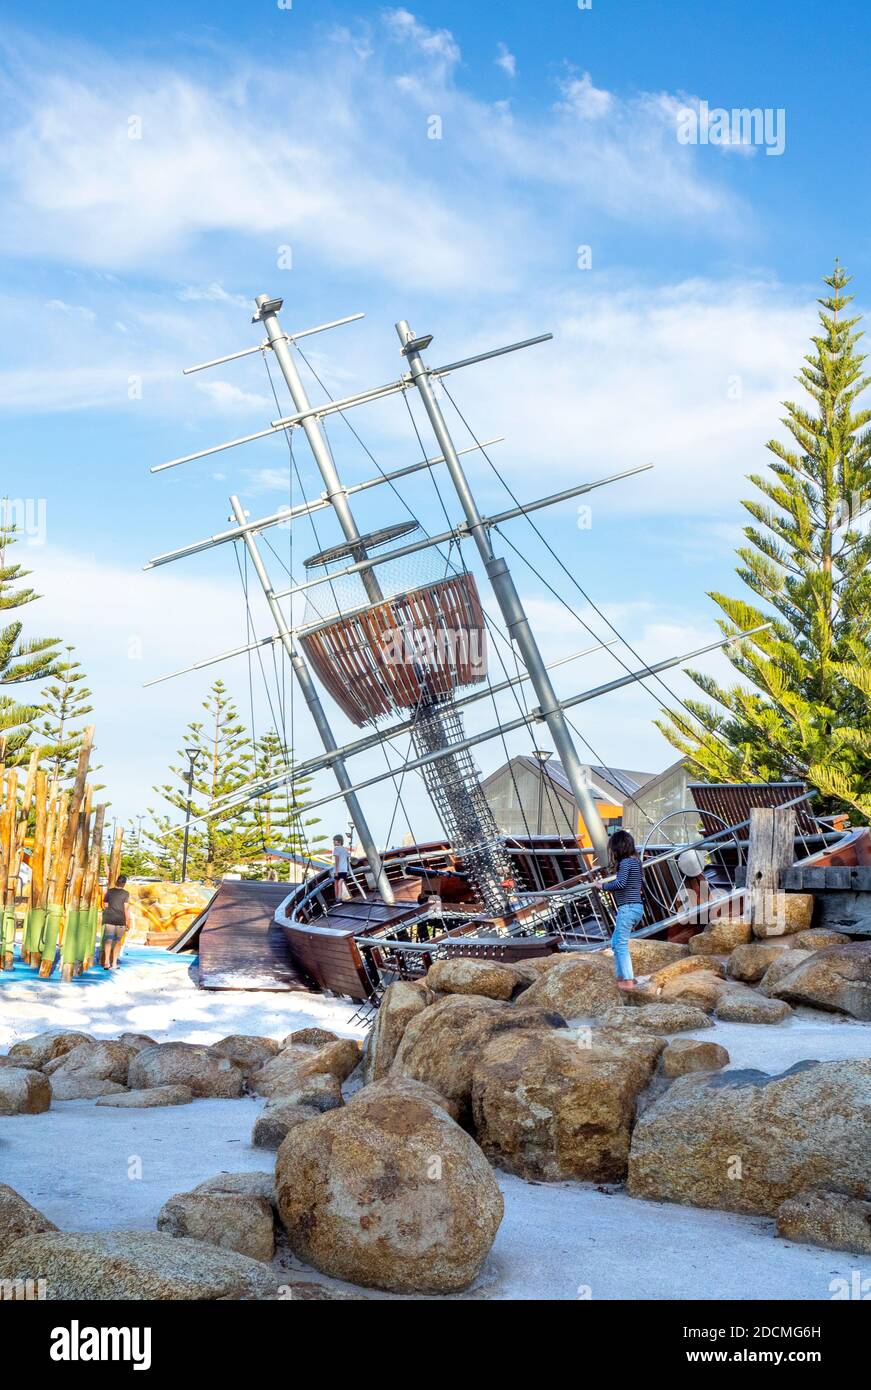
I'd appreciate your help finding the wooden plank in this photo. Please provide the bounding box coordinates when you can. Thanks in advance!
[825,866,852,890]
[813,891,871,936]
[802,867,828,892]
[197,881,311,991]
[746,806,795,932]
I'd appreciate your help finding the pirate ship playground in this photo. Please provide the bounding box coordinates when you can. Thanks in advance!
[128,294,871,1003]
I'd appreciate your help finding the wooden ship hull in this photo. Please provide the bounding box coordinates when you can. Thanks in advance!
[268,821,871,1005]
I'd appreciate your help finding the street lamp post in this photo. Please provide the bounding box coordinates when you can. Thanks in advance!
[180,747,202,883]
[533,749,553,836]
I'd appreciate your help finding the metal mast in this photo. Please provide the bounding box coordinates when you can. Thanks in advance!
[253,295,383,605]
[396,320,611,867]
[227,494,394,906]
[253,298,515,914]
[228,297,392,902]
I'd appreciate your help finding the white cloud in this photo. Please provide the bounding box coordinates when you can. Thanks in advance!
[557,71,613,119]
[178,283,250,307]
[195,379,271,412]
[0,21,741,294]
[383,8,462,77]
[496,43,516,79]
[45,298,96,322]
[244,467,296,494]
[429,276,816,518]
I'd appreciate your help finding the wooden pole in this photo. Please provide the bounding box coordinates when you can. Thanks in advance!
[101,824,125,968]
[80,803,106,971]
[62,788,92,981]
[39,790,68,976]
[40,726,94,976]
[108,824,124,889]
[0,770,16,969]
[25,768,48,963]
[745,806,795,936]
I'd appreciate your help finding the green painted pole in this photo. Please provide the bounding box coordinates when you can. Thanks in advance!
[38,904,63,976]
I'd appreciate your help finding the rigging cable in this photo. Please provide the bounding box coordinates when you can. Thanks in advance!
[439,379,773,794]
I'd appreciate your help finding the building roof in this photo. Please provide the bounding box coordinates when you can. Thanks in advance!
[482,756,655,806]
[586,764,654,799]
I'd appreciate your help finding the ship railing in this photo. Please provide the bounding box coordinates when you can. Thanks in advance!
[511,787,842,951]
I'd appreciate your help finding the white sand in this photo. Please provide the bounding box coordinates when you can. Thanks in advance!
[2,948,870,1300]
[0,948,363,1051]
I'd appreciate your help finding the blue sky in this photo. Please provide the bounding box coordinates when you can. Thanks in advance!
[1,0,869,845]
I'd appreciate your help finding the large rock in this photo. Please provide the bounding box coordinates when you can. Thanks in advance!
[713,985,792,1025]
[250,1042,360,1100]
[208,1035,280,1073]
[51,1076,127,1102]
[688,919,753,955]
[116,1033,157,1053]
[362,1074,462,1123]
[617,938,688,974]
[601,1002,714,1034]
[252,1070,344,1110]
[648,955,726,991]
[512,954,563,978]
[44,1040,135,1086]
[127,1043,244,1099]
[758,949,814,996]
[363,980,430,1084]
[0,1230,279,1299]
[194,1172,275,1205]
[509,959,552,988]
[158,1187,275,1263]
[96,1086,192,1108]
[390,993,566,1124]
[661,1039,730,1078]
[471,1026,663,1182]
[628,1060,871,1215]
[658,969,727,1012]
[426,956,521,1000]
[776,1189,871,1256]
[521,954,621,1019]
[792,928,851,951]
[252,1102,324,1150]
[751,892,814,939]
[8,1030,94,1068]
[0,1185,57,1256]
[768,943,871,1020]
[275,1080,503,1294]
[281,1027,342,1049]
[0,1068,51,1115]
[727,941,793,983]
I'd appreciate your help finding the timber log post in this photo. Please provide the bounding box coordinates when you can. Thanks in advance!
[746,806,813,937]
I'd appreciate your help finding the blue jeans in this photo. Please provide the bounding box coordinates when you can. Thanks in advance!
[611,902,644,980]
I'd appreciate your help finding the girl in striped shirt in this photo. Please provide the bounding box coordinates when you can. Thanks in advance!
[597,830,644,991]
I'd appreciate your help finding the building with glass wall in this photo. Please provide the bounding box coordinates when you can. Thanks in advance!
[620,757,699,846]
[481,755,655,847]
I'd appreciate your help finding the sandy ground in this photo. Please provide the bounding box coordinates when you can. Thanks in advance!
[0,948,363,1050]
[2,948,870,1301]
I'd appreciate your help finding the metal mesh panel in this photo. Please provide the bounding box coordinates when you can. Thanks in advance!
[303,543,457,626]
[411,697,515,916]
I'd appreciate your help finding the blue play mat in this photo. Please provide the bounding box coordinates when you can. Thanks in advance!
[0,944,184,989]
